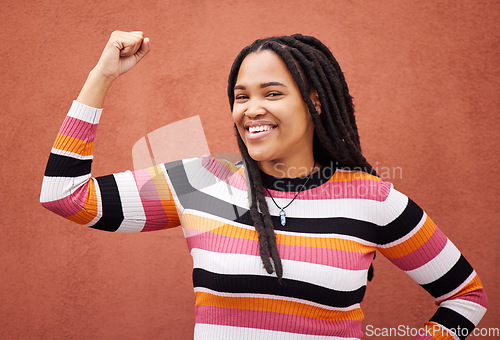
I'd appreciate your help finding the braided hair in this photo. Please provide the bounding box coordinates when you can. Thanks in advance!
[227,34,376,282]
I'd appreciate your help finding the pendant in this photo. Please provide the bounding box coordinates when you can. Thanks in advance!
[280,209,286,226]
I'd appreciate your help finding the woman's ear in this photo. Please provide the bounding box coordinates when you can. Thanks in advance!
[310,90,321,114]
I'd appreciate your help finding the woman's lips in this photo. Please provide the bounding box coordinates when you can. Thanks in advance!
[245,125,277,140]
[243,121,278,141]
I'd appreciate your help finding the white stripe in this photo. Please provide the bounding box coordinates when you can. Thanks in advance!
[378,212,427,249]
[194,287,360,312]
[265,196,384,224]
[40,174,91,202]
[113,171,147,232]
[436,271,477,302]
[67,100,102,124]
[191,248,367,292]
[440,299,487,326]
[405,239,461,285]
[183,157,249,207]
[51,147,94,160]
[194,324,360,340]
[381,186,410,225]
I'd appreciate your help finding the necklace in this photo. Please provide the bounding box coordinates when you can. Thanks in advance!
[264,161,316,226]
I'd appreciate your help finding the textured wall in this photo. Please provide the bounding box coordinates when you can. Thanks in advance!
[1,0,498,339]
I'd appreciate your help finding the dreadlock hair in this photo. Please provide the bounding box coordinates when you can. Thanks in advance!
[227,34,377,282]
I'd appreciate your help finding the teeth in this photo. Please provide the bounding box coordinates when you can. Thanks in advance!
[249,125,273,133]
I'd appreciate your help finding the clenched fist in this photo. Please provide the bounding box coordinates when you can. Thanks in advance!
[77,31,150,108]
[93,30,150,80]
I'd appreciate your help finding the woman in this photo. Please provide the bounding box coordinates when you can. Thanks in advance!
[41,31,487,339]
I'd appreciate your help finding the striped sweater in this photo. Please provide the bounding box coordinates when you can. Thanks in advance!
[41,101,487,339]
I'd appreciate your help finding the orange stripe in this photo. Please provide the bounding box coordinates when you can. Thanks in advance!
[330,171,380,183]
[163,203,180,228]
[66,180,98,224]
[195,291,364,321]
[53,133,94,156]
[238,167,246,180]
[423,322,456,339]
[217,159,242,174]
[437,274,484,304]
[182,213,372,253]
[379,216,436,259]
[181,213,241,234]
[278,232,372,253]
[147,165,171,200]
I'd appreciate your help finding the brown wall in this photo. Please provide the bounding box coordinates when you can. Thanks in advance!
[1,0,498,339]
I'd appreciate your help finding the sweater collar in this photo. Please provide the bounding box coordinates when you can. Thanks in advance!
[260,163,336,192]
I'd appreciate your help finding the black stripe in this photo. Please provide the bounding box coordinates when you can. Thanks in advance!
[165,160,249,221]
[236,214,379,243]
[430,307,476,340]
[271,216,378,241]
[421,255,474,298]
[91,175,124,232]
[44,153,92,177]
[377,198,424,245]
[193,268,366,308]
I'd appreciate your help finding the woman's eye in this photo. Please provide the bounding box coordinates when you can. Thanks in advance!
[267,92,282,98]
[235,94,249,101]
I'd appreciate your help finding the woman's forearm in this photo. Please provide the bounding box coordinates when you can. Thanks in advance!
[76,69,115,108]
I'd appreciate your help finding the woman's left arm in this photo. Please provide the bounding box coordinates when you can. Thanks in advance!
[377,185,488,340]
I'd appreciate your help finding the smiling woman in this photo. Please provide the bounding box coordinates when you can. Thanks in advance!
[40,31,487,339]
[233,51,317,176]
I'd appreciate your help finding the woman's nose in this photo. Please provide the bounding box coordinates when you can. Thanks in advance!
[244,103,266,118]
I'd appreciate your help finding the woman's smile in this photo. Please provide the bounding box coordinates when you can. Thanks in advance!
[244,120,277,140]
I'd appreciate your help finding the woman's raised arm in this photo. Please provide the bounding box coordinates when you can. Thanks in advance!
[40,31,180,232]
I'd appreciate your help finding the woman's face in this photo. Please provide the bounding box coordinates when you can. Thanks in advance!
[232,50,317,174]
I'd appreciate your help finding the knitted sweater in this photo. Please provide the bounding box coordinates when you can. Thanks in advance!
[40,101,487,339]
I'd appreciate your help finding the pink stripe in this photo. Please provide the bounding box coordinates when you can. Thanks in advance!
[279,243,374,271]
[186,231,259,255]
[59,116,98,142]
[132,169,168,231]
[140,199,170,231]
[184,228,205,238]
[201,157,248,191]
[451,288,488,308]
[41,183,89,218]
[388,226,447,271]
[267,180,391,201]
[196,305,362,338]
[187,232,373,270]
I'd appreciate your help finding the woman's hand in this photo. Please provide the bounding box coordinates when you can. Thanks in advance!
[76,31,150,108]
[93,30,150,81]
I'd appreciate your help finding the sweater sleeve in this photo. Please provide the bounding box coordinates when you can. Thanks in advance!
[40,101,180,232]
[376,184,487,340]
